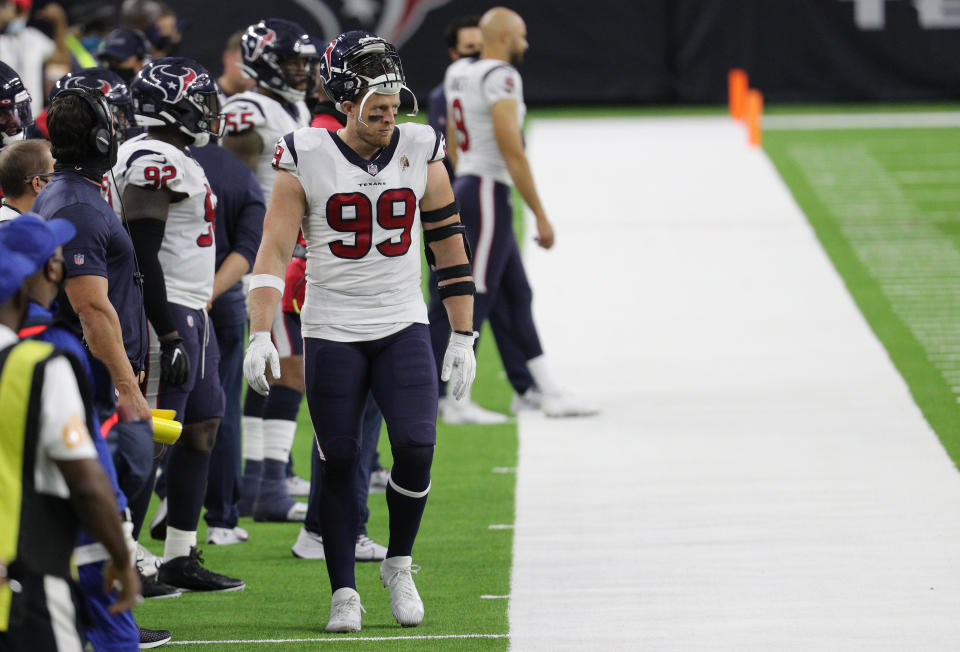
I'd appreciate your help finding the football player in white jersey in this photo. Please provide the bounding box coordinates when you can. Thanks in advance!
[442,7,598,417]
[244,31,476,633]
[221,18,317,523]
[104,57,244,593]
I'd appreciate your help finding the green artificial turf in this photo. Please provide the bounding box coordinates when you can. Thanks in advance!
[765,125,960,468]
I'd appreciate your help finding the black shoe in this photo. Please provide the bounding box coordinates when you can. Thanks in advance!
[138,626,172,648]
[157,547,245,592]
[138,569,183,599]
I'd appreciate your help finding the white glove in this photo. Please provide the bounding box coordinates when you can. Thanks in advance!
[441,331,477,401]
[244,331,280,396]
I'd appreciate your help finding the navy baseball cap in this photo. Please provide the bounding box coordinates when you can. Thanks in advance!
[0,214,76,300]
[98,28,150,61]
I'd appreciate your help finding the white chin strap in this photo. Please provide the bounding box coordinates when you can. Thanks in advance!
[355,83,419,128]
[1,130,25,146]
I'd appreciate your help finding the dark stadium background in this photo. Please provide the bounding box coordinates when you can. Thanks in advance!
[157,0,960,106]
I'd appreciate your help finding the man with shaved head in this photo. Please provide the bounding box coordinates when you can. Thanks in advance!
[441,7,599,417]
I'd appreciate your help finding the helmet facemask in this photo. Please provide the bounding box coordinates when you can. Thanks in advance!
[0,92,32,146]
[182,90,223,146]
[340,44,418,126]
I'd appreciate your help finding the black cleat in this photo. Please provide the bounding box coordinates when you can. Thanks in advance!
[138,569,182,599]
[138,626,172,648]
[157,547,245,593]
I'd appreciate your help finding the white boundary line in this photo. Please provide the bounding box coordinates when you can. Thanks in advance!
[169,634,510,645]
[764,111,960,130]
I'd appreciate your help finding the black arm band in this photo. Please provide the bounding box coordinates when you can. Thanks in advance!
[436,264,472,282]
[423,222,467,243]
[438,280,475,300]
[127,218,176,337]
[421,200,460,223]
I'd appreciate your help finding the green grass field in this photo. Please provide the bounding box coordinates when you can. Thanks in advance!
[765,125,960,469]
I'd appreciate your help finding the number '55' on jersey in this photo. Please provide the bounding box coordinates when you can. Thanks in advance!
[102,133,217,310]
[273,122,445,338]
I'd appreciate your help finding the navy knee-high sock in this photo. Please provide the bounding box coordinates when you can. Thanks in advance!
[320,459,359,591]
[385,445,434,558]
[166,445,212,532]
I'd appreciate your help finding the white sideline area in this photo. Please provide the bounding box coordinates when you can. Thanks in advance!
[508,117,960,650]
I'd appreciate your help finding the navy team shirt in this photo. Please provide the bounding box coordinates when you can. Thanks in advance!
[32,171,148,372]
[189,142,265,327]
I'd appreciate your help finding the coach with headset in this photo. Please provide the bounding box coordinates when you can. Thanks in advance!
[30,88,166,534]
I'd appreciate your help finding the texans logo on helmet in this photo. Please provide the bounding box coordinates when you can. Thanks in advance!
[63,76,113,96]
[242,26,277,63]
[145,64,198,104]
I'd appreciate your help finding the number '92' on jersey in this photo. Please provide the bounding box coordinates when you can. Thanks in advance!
[103,133,217,310]
[273,122,444,340]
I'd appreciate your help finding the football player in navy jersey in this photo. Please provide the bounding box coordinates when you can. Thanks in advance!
[244,31,476,633]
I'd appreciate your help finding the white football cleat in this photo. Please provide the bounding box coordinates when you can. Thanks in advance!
[510,388,542,413]
[205,526,248,545]
[285,474,311,497]
[325,587,364,633]
[355,534,387,561]
[291,527,325,559]
[368,467,390,494]
[380,556,424,627]
[136,543,162,577]
[541,391,600,418]
[440,396,508,425]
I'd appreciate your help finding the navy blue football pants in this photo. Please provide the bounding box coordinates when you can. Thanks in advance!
[204,317,245,529]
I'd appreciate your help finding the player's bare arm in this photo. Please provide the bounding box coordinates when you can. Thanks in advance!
[209,252,250,309]
[248,169,305,334]
[244,169,305,395]
[222,129,264,172]
[491,98,554,249]
[65,275,152,421]
[422,159,474,333]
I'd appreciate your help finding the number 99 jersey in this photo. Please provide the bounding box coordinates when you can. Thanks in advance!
[273,122,445,341]
[103,133,218,309]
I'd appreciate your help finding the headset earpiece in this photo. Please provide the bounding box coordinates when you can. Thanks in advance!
[55,88,116,165]
[89,95,112,155]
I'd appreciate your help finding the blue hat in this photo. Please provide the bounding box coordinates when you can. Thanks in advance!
[0,247,41,304]
[98,28,150,61]
[0,213,76,300]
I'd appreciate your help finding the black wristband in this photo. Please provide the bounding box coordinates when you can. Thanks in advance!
[454,330,474,336]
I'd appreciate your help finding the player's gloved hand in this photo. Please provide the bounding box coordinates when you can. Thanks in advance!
[244,331,280,396]
[159,336,190,387]
[441,330,477,401]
